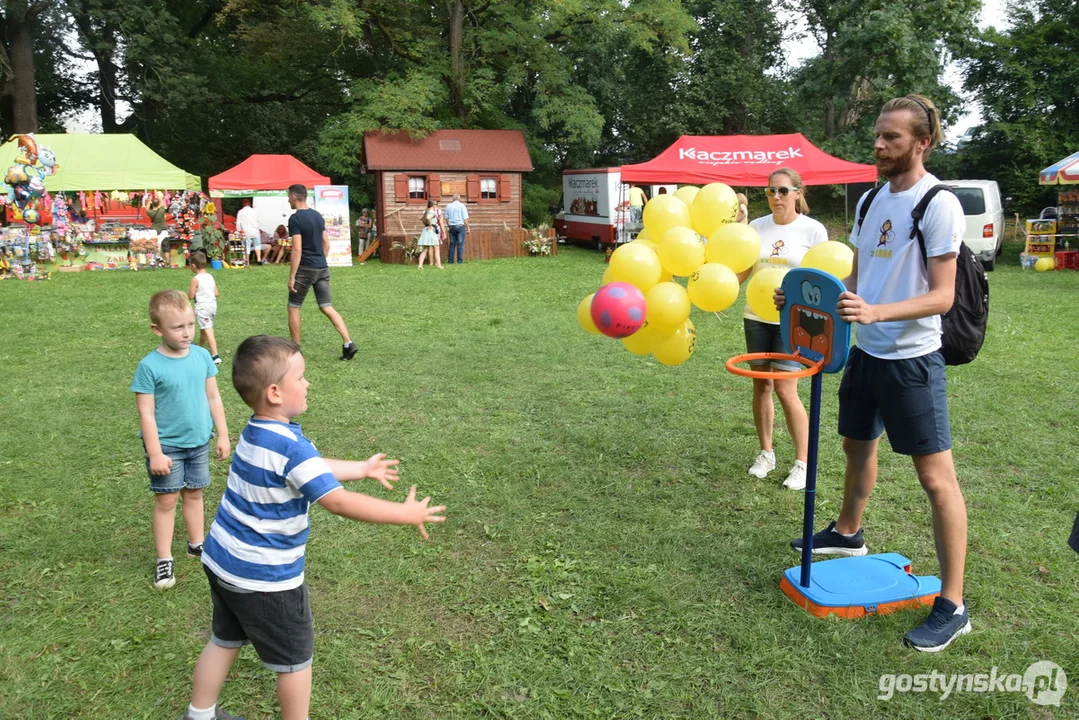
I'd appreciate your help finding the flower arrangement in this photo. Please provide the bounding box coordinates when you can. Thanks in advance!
[390,237,421,263]
[523,224,553,256]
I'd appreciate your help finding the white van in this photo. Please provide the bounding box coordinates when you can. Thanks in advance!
[941,180,1006,271]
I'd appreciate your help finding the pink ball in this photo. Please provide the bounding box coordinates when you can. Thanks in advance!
[591,281,647,338]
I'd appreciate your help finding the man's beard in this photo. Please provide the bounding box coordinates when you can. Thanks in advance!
[876,144,918,178]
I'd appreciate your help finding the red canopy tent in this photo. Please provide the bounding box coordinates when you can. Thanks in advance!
[208,154,330,197]
[620,134,877,186]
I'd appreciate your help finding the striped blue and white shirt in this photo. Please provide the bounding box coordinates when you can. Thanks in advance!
[202,419,342,591]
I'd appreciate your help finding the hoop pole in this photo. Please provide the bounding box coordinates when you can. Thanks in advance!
[799,369,824,588]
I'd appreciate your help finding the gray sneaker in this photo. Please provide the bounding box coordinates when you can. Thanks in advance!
[180,708,246,720]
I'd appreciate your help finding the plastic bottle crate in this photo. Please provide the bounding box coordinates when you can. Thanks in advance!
[1055,251,1079,270]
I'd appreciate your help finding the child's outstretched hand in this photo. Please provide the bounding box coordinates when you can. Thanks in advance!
[366,453,400,490]
[403,485,446,540]
[216,436,231,462]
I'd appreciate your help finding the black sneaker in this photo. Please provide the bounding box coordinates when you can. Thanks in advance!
[340,342,359,361]
[790,520,868,556]
[154,558,175,589]
[903,596,971,652]
[187,542,204,559]
[180,707,247,720]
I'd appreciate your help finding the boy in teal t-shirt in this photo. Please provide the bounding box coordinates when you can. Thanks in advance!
[131,289,230,590]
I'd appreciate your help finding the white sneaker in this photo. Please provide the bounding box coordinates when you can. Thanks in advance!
[783,463,807,490]
[748,452,776,478]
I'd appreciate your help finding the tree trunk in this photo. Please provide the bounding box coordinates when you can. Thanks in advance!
[445,0,466,122]
[8,11,38,133]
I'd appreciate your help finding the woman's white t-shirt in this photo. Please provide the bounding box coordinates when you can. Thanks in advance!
[743,213,828,323]
[194,272,217,308]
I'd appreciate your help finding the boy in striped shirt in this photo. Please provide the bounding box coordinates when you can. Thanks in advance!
[179,335,446,720]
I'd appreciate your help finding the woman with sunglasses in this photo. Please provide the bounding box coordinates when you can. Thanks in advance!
[739,167,828,490]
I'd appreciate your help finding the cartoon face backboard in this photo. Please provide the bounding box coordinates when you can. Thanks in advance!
[779,268,851,374]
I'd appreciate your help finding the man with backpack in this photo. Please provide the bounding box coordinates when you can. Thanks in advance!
[786,94,972,652]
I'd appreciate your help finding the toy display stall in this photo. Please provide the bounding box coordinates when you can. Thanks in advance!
[0,134,205,279]
[1035,151,1079,271]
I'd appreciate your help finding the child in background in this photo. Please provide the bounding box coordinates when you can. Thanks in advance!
[131,290,230,590]
[188,251,221,364]
[266,224,290,264]
[179,335,446,720]
[736,193,750,224]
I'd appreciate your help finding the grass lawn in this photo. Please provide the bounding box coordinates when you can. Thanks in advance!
[1,242,1076,719]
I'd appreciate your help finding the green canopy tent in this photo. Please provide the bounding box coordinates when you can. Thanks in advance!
[0,133,200,191]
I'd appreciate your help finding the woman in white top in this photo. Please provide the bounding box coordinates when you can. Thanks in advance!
[739,167,828,490]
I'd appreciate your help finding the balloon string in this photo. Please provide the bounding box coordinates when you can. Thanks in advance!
[713,310,728,321]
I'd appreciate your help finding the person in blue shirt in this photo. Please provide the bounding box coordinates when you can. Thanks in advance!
[178,335,446,720]
[131,290,231,590]
[443,193,470,264]
[286,184,358,360]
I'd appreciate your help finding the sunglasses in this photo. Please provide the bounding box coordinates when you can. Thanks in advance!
[765,186,799,198]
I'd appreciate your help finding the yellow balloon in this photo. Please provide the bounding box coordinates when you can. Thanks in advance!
[747,266,788,323]
[643,195,692,241]
[657,226,706,277]
[659,269,673,283]
[1034,257,1054,272]
[673,186,700,206]
[687,263,740,312]
[801,241,854,279]
[601,267,614,285]
[645,281,691,330]
[633,229,651,243]
[621,321,657,355]
[651,319,697,366]
[608,243,663,291]
[577,293,602,335]
[705,223,761,274]
[691,183,739,237]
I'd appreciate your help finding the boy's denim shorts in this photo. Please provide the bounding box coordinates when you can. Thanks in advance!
[204,566,314,673]
[146,441,211,494]
[838,347,952,456]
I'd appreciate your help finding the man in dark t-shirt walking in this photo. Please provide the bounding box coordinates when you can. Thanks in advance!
[286,184,358,360]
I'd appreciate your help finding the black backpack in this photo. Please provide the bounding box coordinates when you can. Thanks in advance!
[857,184,988,365]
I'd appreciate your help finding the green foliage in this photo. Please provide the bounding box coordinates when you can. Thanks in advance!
[958,0,1079,215]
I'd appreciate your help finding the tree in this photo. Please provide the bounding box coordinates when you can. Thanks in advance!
[0,0,51,132]
[959,0,1079,213]
[790,0,978,162]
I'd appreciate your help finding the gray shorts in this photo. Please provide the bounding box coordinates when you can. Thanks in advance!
[743,319,802,371]
[204,566,314,673]
[838,346,952,455]
[288,266,332,308]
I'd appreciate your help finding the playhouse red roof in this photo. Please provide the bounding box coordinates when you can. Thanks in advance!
[364,130,533,172]
[621,134,878,186]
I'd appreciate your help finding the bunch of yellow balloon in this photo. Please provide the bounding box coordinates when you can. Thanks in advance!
[576,182,762,367]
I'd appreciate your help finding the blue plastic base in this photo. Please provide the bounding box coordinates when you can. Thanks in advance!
[780,553,941,619]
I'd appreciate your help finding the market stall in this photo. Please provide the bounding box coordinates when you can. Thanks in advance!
[1027,151,1079,270]
[209,155,352,267]
[0,133,204,278]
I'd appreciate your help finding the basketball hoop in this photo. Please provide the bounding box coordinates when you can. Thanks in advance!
[725,351,823,380]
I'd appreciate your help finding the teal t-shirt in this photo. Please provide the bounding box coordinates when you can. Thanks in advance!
[130,346,218,448]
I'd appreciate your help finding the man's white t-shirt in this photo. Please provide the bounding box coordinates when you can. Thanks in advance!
[236,206,260,237]
[744,213,828,323]
[850,173,965,360]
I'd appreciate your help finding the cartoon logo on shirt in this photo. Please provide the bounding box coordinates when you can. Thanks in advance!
[767,239,789,264]
[873,219,894,259]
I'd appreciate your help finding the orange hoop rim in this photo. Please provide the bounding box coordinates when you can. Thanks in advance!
[725,352,823,379]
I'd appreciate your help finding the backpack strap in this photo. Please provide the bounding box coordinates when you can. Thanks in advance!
[911,184,955,261]
[855,185,883,234]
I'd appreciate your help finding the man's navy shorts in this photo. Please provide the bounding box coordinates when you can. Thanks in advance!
[838,346,952,456]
